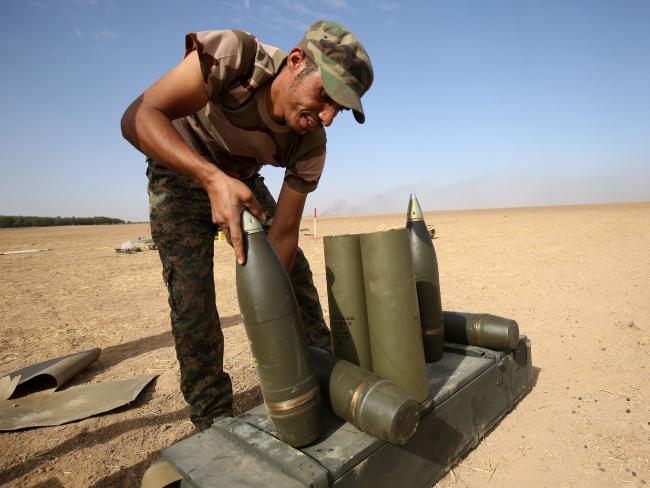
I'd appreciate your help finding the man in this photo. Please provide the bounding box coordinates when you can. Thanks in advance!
[121,20,373,430]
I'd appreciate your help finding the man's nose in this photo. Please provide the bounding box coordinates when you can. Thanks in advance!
[319,104,339,127]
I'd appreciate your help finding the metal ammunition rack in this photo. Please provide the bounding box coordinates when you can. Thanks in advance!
[159,337,533,488]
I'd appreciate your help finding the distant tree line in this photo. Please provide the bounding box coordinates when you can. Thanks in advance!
[0,215,126,228]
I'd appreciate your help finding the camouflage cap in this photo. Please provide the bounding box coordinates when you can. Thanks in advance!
[298,20,373,124]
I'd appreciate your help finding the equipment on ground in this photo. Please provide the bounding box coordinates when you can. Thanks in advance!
[324,233,372,370]
[236,210,323,447]
[407,194,444,362]
[153,339,533,487]
[360,228,431,408]
[443,311,520,351]
[309,346,421,445]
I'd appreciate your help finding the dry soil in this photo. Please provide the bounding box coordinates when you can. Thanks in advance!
[0,202,648,487]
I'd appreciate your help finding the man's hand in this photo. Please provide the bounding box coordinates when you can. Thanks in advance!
[201,171,266,264]
[121,50,265,263]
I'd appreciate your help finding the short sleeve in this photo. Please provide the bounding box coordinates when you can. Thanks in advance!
[184,30,257,103]
[283,129,327,193]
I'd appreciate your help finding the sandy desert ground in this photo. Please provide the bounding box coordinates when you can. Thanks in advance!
[0,202,648,488]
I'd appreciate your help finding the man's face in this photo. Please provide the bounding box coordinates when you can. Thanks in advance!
[283,64,343,135]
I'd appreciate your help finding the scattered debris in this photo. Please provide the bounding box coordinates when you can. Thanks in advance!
[141,460,183,488]
[457,462,493,475]
[116,240,138,253]
[0,376,20,402]
[0,348,101,400]
[115,247,142,254]
[374,223,402,231]
[0,348,156,430]
[596,387,636,399]
[116,237,157,253]
[0,249,51,256]
[134,236,157,250]
[0,374,157,430]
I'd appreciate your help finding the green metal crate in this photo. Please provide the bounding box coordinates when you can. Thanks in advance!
[160,337,533,488]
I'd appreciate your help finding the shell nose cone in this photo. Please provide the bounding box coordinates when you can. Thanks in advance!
[407,193,424,221]
[241,210,264,234]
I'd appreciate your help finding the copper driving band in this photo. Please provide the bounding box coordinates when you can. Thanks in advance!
[422,328,444,336]
[265,385,320,413]
[349,375,376,425]
[473,315,483,346]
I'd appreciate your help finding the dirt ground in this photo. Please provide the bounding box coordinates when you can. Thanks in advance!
[0,202,648,487]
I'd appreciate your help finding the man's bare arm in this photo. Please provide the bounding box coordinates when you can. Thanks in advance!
[268,183,309,273]
[120,51,265,264]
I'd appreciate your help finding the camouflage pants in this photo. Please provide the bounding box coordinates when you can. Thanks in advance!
[147,160,331,428]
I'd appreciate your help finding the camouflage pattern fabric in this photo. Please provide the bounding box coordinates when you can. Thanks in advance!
[298,20,373,123]
[147,160,331,430]
[175,29,326,194]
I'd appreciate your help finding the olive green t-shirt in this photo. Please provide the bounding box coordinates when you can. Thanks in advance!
[173,29,326,193]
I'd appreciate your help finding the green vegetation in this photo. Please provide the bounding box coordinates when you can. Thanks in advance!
[0,215,126,228]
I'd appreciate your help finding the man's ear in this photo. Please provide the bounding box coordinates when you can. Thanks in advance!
[286,48,307,71]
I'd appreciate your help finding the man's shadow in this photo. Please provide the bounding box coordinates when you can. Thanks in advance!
[73,314,241,380]
[1,382,263,487]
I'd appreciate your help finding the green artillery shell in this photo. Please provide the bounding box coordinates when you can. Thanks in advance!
[308,347,421,445]
[442,311,520,351]
[406,194,444,363]
[360,228,431,405]
[324,234,372,370]
[236,210,323,447]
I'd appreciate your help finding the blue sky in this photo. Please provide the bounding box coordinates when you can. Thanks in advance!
[1,0,648,220]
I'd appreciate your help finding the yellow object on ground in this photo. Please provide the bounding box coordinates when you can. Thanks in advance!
[141,460,182,488]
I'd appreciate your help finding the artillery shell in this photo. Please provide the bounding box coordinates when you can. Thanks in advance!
[324,234,372,370]
[360,228,431,405]
[442,311,520,351]
[406,194,444,362]
[308,347,421,445]
[236,210,323,447]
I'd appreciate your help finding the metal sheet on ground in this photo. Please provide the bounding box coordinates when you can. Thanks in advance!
[0,373,157,430]
[0,348,101,400]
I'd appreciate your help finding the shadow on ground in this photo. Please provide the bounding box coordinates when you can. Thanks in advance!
[88,384,263,488]
[531,366,541,388]
[0,407,188,486]
[88,452,163,488]
[73,314,241,378]
[234,384,263,415]
[1,383,264,487]
[30,478,66,488]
